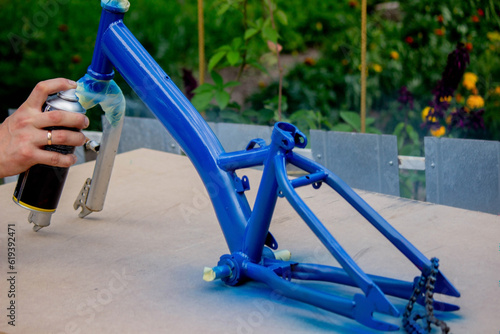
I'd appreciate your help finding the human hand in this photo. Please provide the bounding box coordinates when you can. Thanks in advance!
[0,78,89,178]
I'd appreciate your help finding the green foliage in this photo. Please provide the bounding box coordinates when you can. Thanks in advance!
[332,111,381,134]
[192,71,239,111]
[2,0,499,142]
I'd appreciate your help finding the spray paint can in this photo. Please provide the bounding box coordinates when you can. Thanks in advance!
[12,89,86,231]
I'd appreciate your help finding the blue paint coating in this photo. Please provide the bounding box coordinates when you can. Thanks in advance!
[101,0,130,13]
[76,74,125,127]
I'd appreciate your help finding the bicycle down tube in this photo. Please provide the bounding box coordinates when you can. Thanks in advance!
[72,1,460,332]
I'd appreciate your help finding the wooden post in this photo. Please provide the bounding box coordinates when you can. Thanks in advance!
[360,0,367,133]
[198,0,205,85]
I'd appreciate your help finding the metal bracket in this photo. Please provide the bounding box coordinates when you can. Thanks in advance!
[234,175,250,194]
[73,178,93,218]
[246,138,266,151]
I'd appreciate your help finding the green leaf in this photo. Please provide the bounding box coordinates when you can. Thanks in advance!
[262,26,279,43]
[244,28,259,40]
[406,124,420,144]
[219,110,246,123]
[208,51,227,72]
[247,60,268,74]
[211,71,224,89]
[366,117,376,126]
[217,3,231,16]
[226,51,240,66]
[254,18,264,29]
[393,122,405,137]
[332,123,355,132]
[215,90,230,110]
[275,10,288,26]
[191,92,213,111]
[231,37,243,49]
[215,45,232,53]
[223,81,240,88]
[192,83,216,94]
[366,127,382,134]
[339,111,361,132]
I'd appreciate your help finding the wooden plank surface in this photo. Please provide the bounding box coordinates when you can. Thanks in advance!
[0,148,498,334]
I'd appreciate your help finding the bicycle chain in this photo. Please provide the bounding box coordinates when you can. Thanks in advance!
[402,257,450,334]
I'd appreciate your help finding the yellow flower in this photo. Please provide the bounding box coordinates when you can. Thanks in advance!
[439,96,452,103]
[445,114,452,125]
[316,22,323,31]
[466,95,485,109]
[495,86,500,95]
[421,106,437,122]
[390,51,399,60]
[487,31,500,42]
[372,64,383,73]
[430,126,446,137]
[463,72,478,90]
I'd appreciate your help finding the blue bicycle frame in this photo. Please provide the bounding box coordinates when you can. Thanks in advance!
[73,1,460,332]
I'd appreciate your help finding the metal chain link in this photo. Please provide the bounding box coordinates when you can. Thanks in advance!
[402,257,450,334]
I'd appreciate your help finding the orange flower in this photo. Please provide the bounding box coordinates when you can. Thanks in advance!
[466,95,485,109]
[422,107,437,122]
[465,42,473,51]
[455,93,464,104]
[472,15,480,23]
[434,28,445,36]
[430,126,446,137]
[462,72,478,90]
[437,15,444,23]
[372,64,383,73]
[390,51,399,60]
[304,57,316,66]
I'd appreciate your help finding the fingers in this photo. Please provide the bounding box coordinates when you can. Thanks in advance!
[35,109,89,130]
[25,78,77,109]
[32,150,78,169]
[36,128,87,147]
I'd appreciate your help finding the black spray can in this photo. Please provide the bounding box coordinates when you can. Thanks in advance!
[13,89,86,231]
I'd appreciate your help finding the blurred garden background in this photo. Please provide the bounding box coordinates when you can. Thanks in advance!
[1,0,499,197]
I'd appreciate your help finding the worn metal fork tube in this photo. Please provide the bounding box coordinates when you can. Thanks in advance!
[99,21,250,252]
[83,118,124,214]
